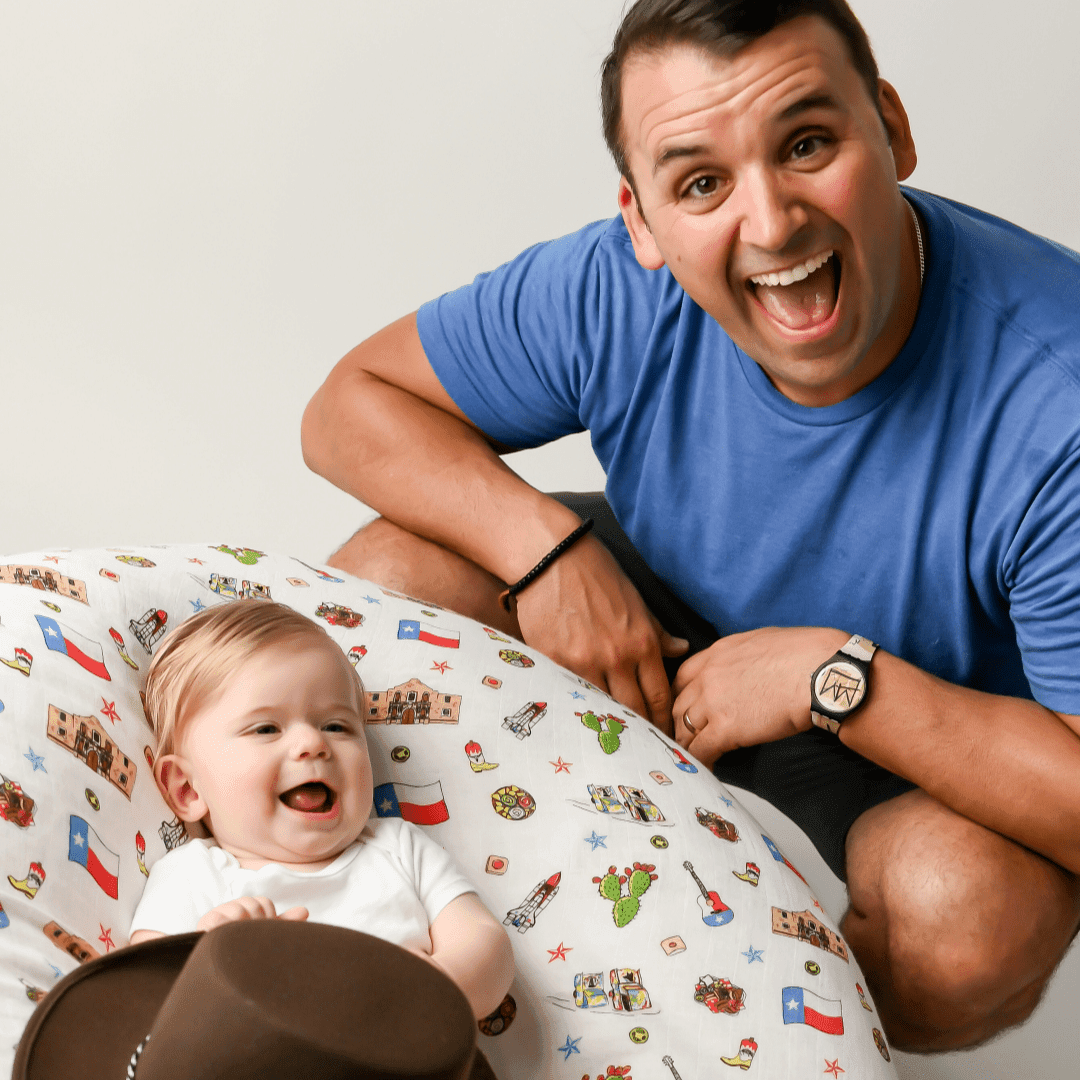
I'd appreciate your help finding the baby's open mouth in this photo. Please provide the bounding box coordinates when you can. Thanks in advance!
[280,781,336,813]
[748,250,840,331]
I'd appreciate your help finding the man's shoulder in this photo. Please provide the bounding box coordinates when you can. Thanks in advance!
[510,214,656,288]
[920,190,1080,367]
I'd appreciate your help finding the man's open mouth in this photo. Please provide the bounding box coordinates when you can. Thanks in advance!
[747,250,840,331]
[280,781,336,814]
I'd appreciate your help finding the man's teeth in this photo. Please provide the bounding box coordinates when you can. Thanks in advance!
[749,251,833,288]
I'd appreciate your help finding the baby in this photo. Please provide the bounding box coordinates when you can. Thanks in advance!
[129,599,514,1022]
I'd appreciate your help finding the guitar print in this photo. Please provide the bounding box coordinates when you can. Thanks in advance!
[662,1055,683,1080]
[684,860,734,927]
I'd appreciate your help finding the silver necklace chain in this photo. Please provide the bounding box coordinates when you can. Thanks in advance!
[906,198,925,288]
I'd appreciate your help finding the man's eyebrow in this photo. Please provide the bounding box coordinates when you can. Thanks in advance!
[650,94,841,177]
[777,92,840,122]
[653,144,708,177]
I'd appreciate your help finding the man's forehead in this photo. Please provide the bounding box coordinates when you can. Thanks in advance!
[621,17,860,158]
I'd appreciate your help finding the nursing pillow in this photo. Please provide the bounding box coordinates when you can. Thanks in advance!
[0,544,897,1079]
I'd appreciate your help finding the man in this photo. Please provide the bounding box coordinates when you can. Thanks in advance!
[302,0,1080,1052]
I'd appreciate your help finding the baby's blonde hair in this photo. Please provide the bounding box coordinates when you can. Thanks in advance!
[143,600,362,758]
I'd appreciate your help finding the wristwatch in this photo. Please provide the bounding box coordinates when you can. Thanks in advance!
[810,634,878,734]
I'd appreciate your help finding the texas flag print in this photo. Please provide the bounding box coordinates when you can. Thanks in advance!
[35,615,111,681]
[397,620,460,649]
[781,986,844,1035]
[373,780,450,826]
[68,815,120,898]
[762,832,808,885]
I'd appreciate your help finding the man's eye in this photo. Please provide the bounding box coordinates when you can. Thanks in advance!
[791,135,827,159]
[685,176,719,199]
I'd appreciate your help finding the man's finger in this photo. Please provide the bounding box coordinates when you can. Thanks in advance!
[605,668,652,722]
[670,644,711,694]
[638,657,674,733]
[659,631,690,658]
[670,688,700,750]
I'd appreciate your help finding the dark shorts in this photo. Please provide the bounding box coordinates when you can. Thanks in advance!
[551,491,917,882]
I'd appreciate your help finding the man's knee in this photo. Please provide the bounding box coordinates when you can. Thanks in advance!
[328,517,428,588]
[326,517,521,636]
[842,790,1080,1051]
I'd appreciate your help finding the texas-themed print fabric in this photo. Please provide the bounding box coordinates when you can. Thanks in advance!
[0,544,897,1079]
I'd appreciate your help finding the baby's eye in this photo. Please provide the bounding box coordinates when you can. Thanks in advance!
[323,720,351,733]
[252,723,278,735]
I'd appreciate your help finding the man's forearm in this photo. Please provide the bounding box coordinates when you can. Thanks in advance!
[840,643,1080,873]
[303,313,687,725]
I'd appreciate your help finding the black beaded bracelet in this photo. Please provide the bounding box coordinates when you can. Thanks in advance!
[498,518,595,613]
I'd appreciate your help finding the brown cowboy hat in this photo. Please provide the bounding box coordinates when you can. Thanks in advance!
[13,920,493,1079]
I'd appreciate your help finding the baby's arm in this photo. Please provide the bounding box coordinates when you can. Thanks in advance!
[129,896,308,946]
[424,892,514,1020]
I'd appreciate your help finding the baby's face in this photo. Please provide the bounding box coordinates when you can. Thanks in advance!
[172,635,372,871]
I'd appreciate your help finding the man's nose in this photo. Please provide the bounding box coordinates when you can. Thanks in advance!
[735,166,808,253]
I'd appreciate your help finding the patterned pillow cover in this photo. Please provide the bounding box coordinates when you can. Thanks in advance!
[0,544,897,1079]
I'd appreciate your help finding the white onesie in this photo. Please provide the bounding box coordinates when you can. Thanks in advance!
[129,817,475,955]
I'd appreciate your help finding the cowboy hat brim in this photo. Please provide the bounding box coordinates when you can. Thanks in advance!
[13,932,202,1080]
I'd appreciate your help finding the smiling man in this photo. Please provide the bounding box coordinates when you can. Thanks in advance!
[303,0,1080,1052]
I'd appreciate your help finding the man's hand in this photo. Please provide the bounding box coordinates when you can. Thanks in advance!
[512,535,688,732]
[196,896,309,932]
[670,626,844,765]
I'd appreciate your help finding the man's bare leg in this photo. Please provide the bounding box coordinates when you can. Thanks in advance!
[327,517,522,639]
[842,788,1080,1052]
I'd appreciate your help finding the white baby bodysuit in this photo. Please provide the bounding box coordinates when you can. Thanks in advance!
[129,817,475,954]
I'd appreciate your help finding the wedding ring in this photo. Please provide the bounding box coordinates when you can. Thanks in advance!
[683,712,698,734]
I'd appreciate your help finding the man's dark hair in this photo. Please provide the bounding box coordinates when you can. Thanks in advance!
[601,0,881,190]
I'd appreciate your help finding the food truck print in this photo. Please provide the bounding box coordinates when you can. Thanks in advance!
[573,968,652,1011]
[587,784,664,823]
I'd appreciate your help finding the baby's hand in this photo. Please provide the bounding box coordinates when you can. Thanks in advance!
[196,896,309,932]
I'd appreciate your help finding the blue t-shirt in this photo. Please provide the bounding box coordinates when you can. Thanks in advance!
[417,189,1080,714]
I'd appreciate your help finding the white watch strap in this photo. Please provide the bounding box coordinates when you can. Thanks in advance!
[841,634,877,663]
[810,711,842,735]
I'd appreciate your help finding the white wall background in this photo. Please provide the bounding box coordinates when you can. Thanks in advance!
[3,2,1078,1075]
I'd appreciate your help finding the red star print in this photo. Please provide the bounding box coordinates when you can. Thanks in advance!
[812,898,823,910]
[99,925,116,952]
[43,555,60,564]
[188,557,205,565]
[431,661,451,674]
[547,942,572,962]
[100,699,120,724]
[550,757,572,774]
[823,1060,844,1078]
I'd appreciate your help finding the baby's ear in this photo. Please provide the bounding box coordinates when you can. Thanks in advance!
[154,754,208,823]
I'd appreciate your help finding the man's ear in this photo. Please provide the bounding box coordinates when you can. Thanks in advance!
[877,78,917,182]
[154,754,208,823]
[618,177,666,271]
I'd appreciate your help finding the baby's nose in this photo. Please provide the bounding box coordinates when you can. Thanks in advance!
[291,724,330,756]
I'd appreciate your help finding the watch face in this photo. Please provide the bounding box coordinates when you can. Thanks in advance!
[813,660,867,715]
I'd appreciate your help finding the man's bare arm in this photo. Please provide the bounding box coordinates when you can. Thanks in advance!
[671,626,1080,873]
[301,312,685,726]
